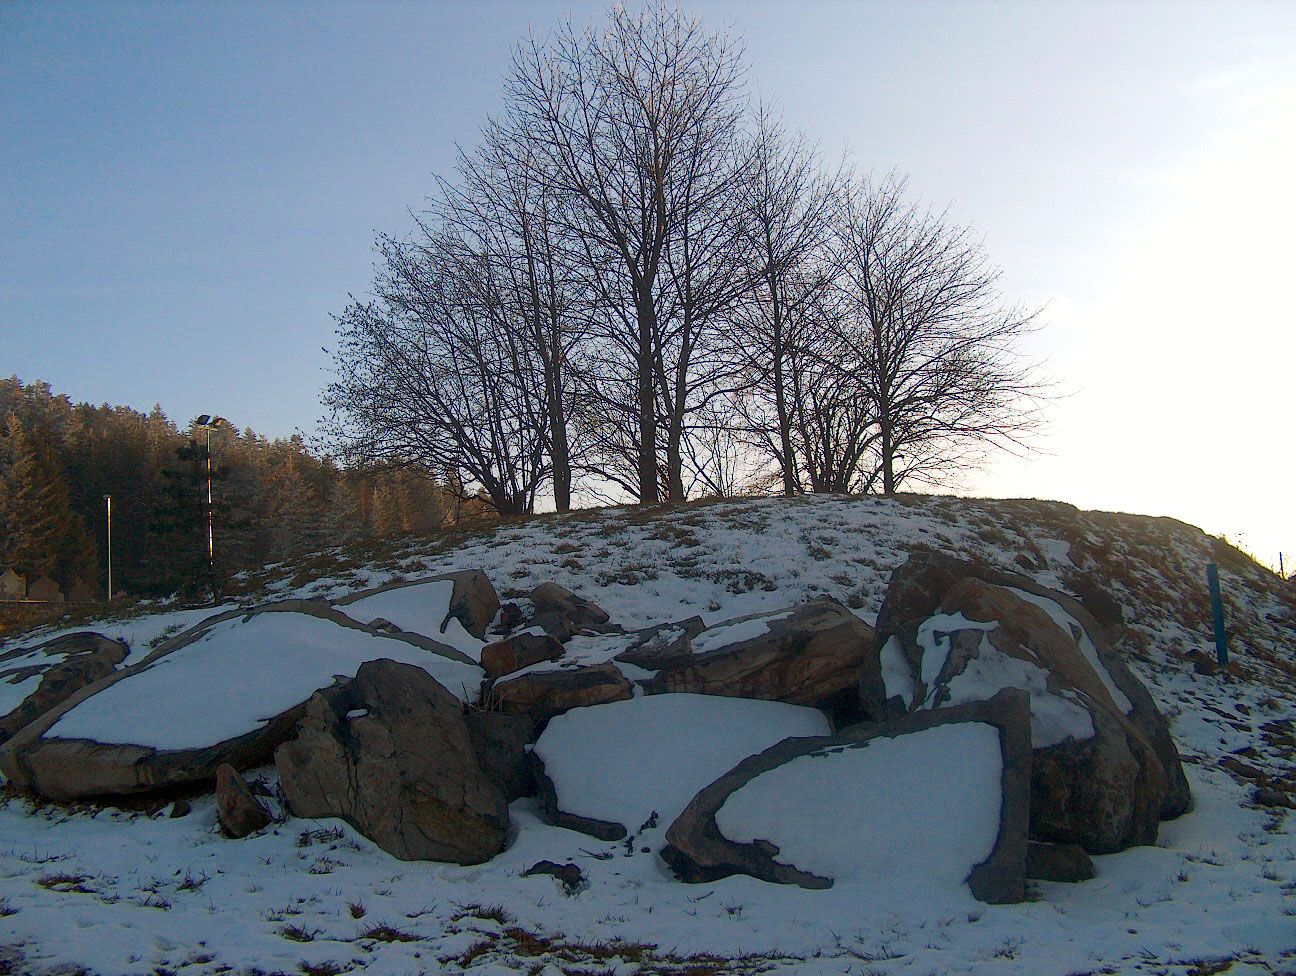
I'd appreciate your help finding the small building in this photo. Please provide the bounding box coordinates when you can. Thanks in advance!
[27,576,65,603]
[0,568,25,601]
[67,579,99,603]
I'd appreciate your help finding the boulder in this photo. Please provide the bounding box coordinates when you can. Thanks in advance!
[480,632,565,680]
[464,710,535,801]
[527,583,613,641]
[644,597,875,712]
[334,570,500,640]
[0,633,128,745]
[491,663,632,720]
[662,689,1031,904]
[0,602,483,801]
[1025,841,1095,882]
[215,763,271,838]
[874,552,1190,827]
[529,694,831,843]
[613,617,707,671]
[276,659,508,864]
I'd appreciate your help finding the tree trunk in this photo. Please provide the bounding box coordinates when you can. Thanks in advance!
[636,294,659,504]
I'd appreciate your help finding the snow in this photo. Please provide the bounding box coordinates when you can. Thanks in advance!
[690,608,795,654]
[1009,586,1134,713]
[532,694,830,837]
[879,634,915,707]
[916,611,997,689]
[0,646,70,717]
[937,631,1096,746]
[334,579,486,660]
[715,723,1003,887]
[46,611,484,749]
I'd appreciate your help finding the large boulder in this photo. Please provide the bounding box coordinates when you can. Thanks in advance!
[662,689,1032,904]
[491,663,632,721]
[0,602,484,801]
[530,694,831,842]
[0,632,128,745]
[276,659,508,864]
[464,710,535,802]
[644,597,876,713]
[874,551,1189,853]
[526,582,615,642]
[480,632,565,680]
[333,570,499,641]
[215,763,272,839]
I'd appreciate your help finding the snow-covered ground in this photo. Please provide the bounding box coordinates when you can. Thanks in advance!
[1,493,1294,975]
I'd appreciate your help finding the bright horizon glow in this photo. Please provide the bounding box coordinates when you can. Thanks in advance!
[2,1,1292,571]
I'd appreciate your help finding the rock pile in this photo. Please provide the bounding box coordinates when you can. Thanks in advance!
[0,546,1192,903]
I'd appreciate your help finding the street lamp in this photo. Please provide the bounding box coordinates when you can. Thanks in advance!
[194,414,230,601]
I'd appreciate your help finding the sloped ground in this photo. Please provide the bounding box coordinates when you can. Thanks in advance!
[1,493,1294,976]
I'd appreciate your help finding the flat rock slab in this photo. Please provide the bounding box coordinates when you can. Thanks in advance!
[645,597,875,710]
[663,689,1031,904]
[333,569,499,644]
[531,693,831,842]
[0,632,128,745]
[491,663,632,720]
[0,603,484,801]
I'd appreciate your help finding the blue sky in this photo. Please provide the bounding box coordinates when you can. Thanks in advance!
[3,1,1294,564]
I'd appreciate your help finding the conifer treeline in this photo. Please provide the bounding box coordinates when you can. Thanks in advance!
[0,377,472,599]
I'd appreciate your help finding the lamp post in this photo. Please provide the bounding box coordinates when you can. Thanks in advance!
[103,494,112,601]
[194,415,230,602]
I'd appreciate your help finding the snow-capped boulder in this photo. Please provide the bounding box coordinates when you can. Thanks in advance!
[662,689,1031,904]
[530,694,831,842]
[491,662,633,719]
[874,550,1189,822]
[0,602,484,801]
[0,632,128,745]
[644,597,875,713]
[612,617,707,671]
[333,569,499,642]
[875,551,1189,852]
[275,659,508,864]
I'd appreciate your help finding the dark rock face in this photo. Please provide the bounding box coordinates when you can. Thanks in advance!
[215,763,272,838]
[663,690,1032,904]
[464,710,535,801]
[873,552,1191,850]
[645,598,876,711]
[275,659,508,864]
[613,617,707,671]
[334,570,500,640]
[1025,841,1095,882]
[480,633,565,679]
[491,663,633,720]
[0,603,477,802]
[0,632,128,745]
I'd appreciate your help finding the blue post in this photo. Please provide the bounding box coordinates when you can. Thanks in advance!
[1206,563,1229,668]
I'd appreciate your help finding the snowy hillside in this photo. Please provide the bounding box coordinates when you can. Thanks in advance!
[2,493,1294,976]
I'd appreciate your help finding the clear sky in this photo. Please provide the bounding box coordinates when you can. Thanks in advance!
[2,1,1293,568]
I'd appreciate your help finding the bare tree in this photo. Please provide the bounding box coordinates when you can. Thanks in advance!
[505,4,751,502]
[833,174,1045,493]
[323,232,550,516]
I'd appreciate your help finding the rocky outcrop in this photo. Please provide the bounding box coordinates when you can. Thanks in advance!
[491,663,633,720]
[644,597,875,712]
[0,602,482,801]
[662,690,1031,903]
[276,659,508,864]
[613,617,707,671]
[0,633,128,744]
[874,552,1189,853]
[215,763,272,838]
